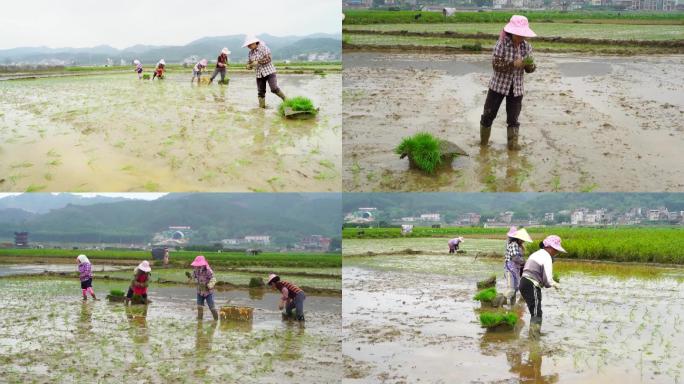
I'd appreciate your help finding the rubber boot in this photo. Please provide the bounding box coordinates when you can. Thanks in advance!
[529,316,542,339]
[210,308,219,321]
[508,293,516,306]
[258,97,266,109]
[197,306,204,321]
[507,126,521,151]
[275,89,287,101]
[297,315,305,322]
[480,124,491,146]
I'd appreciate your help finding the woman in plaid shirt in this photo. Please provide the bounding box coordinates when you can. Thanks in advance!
[242,35,287,108]
[480,15,537,151]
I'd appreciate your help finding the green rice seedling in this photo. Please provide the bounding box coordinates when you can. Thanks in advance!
[473,287,497,302]
[109,289,125,297]
[523,56,535,66]
[142,74,150,80]
[461,43,482,51]
[278,96,318,117]
[395,132,442,174]
[553,272,560,283]
[479,311,518,327]
[477,274,497,289]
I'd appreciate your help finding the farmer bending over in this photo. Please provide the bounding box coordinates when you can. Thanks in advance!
[267,274,305,322]
[77,254,97,301]
[448,237,464,254]
[125,260,152,304]
[152,59,166,80]
[191,59,208,84]
[504,227,532,306]
[243,35,286,108]
[133,59,143,80]
[520,235,564,339]
[480,15,536,151]
[191,255,219,321]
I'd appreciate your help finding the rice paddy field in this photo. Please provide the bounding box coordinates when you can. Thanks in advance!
[0,275,342,383]
[0,69,341,192]
[343,237,684,383]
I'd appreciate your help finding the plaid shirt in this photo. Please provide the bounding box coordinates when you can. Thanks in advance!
[488,35,532,97]
[248,44,277,78]
[504,241,525,272]
[193,267,214,297]
[78,263,92,282]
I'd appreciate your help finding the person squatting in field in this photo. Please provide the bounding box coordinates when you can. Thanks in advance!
[133,59,143,79]
[152,59,166,80]
[267,274,306,322]
[243,35,287,108]
[208,48,230,84]
[519,235,565,339]
[480,15,537,151]
[448,236,464,254]
[191,59,208,84]
[125,260,152,305]
[76,254,97,300]
[504,227,532,306]
[191,255,219,321]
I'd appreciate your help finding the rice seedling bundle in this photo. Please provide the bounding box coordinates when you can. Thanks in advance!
[395,132,443,174]
[279,96,318,118]
[473,287,497,302]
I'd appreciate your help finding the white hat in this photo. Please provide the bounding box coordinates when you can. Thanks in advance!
[242,35,260,48]
[158,59,166,65]
[133,59,141,65]
[77,254,90,264]
[221,47,231,55]
[267,273,279,285]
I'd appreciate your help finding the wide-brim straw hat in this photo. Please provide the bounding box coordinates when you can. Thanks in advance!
[511,228,533,243]
[158,59,166,65]
[267,273,280,285]
[199,59,208,66]
[504,15,537,38]
[221,47,231,55]
[242,35,261,48]
[133,59,141,65]
[137,260,152,273]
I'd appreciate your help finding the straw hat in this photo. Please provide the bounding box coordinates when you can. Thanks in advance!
[137,260,152,273]
[221,47,231,55]
[504,15,537,38]
[543,235,566,253]
[267,273,280,285]
[242,35,261,48]
[511,228,533,243]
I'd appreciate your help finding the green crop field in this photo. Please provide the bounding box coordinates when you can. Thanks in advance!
[343,226,684,264]
[342,9,684,25]
[0,248,341,268]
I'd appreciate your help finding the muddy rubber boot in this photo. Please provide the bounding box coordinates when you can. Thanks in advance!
[258,97,266,109]
[507,126,521,151]
[529,316,542,339]
[297,315,305,322]
[480,124,491,146]
[275,89,287,101]
[197,306,204,321]
[508,294,516,306]
[210,308,219,321]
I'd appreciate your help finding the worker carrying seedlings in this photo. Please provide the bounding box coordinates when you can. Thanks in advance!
[191,255,219,321]
[208,48,230,84]
[479,15,536,151]
[191,59,208,84]
[152,59,166,80]
[504,227,533,306]
[76,254,98,301]
[520,235,564,339]
[267,274,306,322]
[125,260,152,304]
[243,35,287,108]
[448,237,464,254]
[133,59,143,80]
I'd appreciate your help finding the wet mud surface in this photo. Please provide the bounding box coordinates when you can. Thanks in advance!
[343,238,684,383]
[0,72,341,192]
[0,276,341,383]
[342,52,684,192]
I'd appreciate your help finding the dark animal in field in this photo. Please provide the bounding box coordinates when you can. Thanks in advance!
[414,13,422,20]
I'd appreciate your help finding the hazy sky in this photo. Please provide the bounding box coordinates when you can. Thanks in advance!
[0,193,166,200]
[0,0,341,50]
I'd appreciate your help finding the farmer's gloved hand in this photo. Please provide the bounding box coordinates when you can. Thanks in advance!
[513,58,524,69]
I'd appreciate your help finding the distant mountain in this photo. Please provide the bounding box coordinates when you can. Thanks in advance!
[0,208,36,224]
[0,193,342,245]
[0,194,128,214]
[0,34,342,66]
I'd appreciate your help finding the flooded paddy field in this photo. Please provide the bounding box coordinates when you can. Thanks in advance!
[0,275,341,383]
[0,72,341,192]
[342,52,684,192]
[343,238,684,383]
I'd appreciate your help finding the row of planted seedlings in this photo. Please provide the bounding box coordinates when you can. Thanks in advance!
[473,274,519,332]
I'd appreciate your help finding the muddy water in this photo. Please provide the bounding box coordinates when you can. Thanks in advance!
[0,72,341,192]
[342,52,684,192]
[0,263,123,277]
[343,239,684,383]
[0,277,341,383]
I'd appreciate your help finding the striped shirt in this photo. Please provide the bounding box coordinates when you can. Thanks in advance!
[488,35,532,97]
[276,281,303,301]
[78,263,92,282]
[248,44,277,78]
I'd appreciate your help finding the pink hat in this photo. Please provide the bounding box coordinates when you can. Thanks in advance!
[190,255,209,267]
[504,15,536,38]
[199,59,208,66]
[543,235,566,253]
[267,273,279,285]
[507,226,518,237]
[137,260,151,273]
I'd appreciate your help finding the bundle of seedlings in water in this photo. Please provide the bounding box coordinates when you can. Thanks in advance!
[106,289,126,302]
[473,287,497,302]
[476,274,497,289]
[461,42,482,52]
[142,74,151,80]
[279,96,319,119]
[553,272,560,283]
[220,306,254,322]
[219,78,230,85]
[396,132,468,174]
[479,311,518,331]
[249,277,265,288]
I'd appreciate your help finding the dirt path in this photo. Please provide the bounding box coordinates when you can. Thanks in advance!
[343,52,684,192]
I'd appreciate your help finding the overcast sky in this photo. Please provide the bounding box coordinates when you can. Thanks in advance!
[0,193,167,200]
[0,0,341,50]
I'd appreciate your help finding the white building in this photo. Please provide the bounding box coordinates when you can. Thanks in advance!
[245,235,271,245]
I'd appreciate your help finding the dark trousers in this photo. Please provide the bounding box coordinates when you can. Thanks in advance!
[480,85,523,129]
[257,74,280,98]
[126,288,147,300]
[210,68,226,82]
[285,291,306,319]
[519,277,542,318]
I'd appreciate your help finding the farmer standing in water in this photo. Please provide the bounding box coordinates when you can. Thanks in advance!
[243,35,287,108]
[448,237,464,254]
[504,227,532,306]
[480,15,536,151]
[520,235,564,339]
